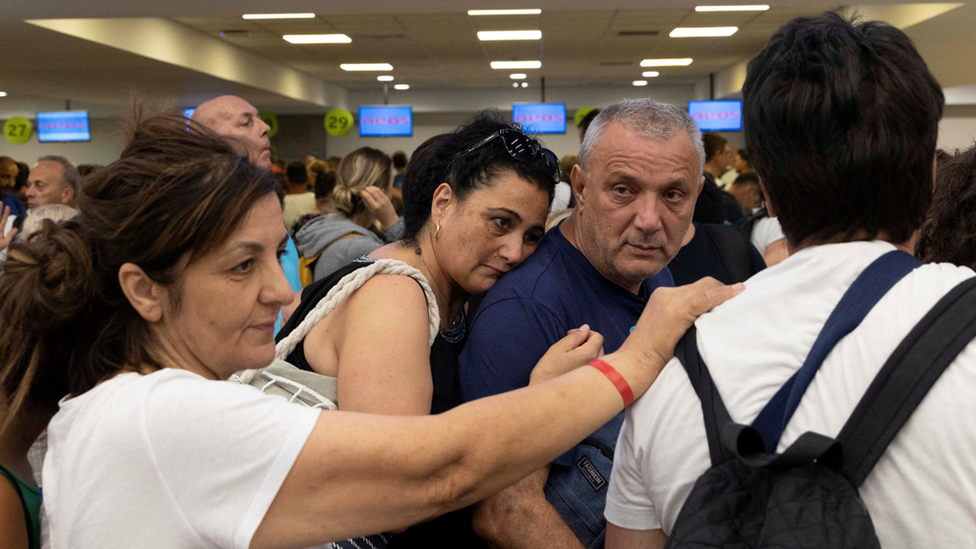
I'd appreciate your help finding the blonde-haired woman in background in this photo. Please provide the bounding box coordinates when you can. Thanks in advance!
[294,147,403,282]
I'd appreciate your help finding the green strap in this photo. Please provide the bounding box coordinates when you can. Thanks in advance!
[0,464,37,549]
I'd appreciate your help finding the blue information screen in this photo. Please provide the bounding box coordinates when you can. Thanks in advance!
[183,108,196,119]
[512,103,566,134]
[688,101,742,131]
[36,111,91,142]
[359,106,413,137]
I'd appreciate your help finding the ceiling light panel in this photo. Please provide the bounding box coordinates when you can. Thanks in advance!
[243,13,316,19]
[695,5,769,12]
[283,34,351,44]
[670,27,738,37]
[491,60,541,69]
[394,84,410,90]
[641,58,693,67]
[377,75,395,81]
[642,71,660,77]
[340,63,394,71]
[510,73,527,79]
[468,9,542,16]
[478,30,542,41]
[633,80,649,86]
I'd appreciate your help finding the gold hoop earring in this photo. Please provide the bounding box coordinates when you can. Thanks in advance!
[435,223,441,238]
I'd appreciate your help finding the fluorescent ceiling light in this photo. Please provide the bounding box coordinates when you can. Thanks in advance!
[633,80,649,86]
[521,82,528,88]
[642,71,660,77]
[243,13,315,19]
[491,60,541,69]
[377,75,395,82]
[394,84,410,90]
[670,26,738,37]
[641,58,693,67]
[513,83,519,88]
[283,34,351,44]
[478,30,542,41]
[0,92,7,97]
[695,5,769,12]
[510,73,527,79]
[468,9,542,16]
[340,63,394,71]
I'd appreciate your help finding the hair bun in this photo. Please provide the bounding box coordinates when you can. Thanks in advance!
[4,220,94,332]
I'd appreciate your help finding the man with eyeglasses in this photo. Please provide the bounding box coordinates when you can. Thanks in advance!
[459,98,703,549]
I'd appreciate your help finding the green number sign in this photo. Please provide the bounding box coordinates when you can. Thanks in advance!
[325,108,354,137]
[258,111,279,138]
[574,107,596,128]
[3,117,33,144]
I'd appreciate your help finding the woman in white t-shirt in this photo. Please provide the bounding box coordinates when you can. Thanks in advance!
[0,113,738,549]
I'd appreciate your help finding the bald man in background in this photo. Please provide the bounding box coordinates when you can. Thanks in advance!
[193,95,303,326]
[192,95,273,169]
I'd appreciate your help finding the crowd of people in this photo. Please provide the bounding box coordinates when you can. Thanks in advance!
[1,12,976,549]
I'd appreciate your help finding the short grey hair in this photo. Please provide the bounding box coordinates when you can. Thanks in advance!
[579,98,704,176]
[36,155,80,193]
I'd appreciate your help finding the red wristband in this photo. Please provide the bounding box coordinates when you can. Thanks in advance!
[589,359,634,407]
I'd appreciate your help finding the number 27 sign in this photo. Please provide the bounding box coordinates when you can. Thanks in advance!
[4,117,33,144]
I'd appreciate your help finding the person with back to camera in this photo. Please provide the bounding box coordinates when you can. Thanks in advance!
[281,160,316,230]
[605,14,976,549]
[278,116,567,547]
[292,147,402,282]
[916,145,976,269]
[0,111,739,549]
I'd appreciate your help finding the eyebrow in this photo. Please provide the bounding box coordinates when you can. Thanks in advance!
[487,207,523,224]
[235,235,289,254]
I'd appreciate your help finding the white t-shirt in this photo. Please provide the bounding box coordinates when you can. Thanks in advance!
[605,241,976,548]
[43,369,320,549]
[750,215,785,253]
[283,193,317,230]
[550,181,573,212]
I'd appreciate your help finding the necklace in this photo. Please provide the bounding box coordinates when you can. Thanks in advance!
[415,246,461,329]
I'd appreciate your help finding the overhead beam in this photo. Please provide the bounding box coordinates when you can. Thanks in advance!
[26,18,347,107]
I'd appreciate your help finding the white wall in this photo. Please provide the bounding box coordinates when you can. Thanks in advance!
[938,107,976,152]
[0,117,126,166]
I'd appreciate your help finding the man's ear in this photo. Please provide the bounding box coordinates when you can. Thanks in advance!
[118,263,168,323]
[60,187,75,206]
[429,183,454,228]
[570,164,587,210]
[695,174,705,197]
[759,177,776,217]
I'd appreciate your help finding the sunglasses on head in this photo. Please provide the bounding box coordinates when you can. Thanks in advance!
[450,124,560,183]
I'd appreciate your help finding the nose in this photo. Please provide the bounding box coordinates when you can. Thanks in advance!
[632,194,664,234]
[258,118,271,137]
[262,253,296,307]
[497,233,526,267]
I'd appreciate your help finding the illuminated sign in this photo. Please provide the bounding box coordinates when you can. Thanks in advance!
[512,103,566,134]
[36,111,91,142]
[183,108,195,119]
[687,100,742,131]
[359,106,413,137]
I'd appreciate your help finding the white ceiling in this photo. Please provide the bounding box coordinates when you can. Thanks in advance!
[0,0,973,116]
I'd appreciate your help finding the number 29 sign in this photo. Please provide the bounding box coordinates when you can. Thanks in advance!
[4,117,33,144]
[325,109,354,137]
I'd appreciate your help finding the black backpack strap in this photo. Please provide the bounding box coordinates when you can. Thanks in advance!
[837,276,976,487]
[675,327,735,465]
[703,224,755,284]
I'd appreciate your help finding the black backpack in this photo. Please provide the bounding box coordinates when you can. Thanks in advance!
[667,253,976,548]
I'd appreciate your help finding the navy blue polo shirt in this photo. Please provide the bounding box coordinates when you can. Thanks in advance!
[459,224,674,466]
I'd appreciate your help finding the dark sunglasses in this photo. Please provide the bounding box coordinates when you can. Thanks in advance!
[451,124,560,183]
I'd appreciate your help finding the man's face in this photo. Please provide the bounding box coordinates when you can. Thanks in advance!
[26,161,70,210]
[194,97,272,169]
[717,143,733,171]
[0,160,18,193]
[572,122,703,290]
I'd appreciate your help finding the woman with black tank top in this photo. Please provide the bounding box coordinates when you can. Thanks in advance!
[276,115,560,547]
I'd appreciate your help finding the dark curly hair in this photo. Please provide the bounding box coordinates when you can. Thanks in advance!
[401,113,557,242]
[916,146,976,269]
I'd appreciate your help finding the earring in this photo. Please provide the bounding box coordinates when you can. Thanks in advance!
[435,223,441,238]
